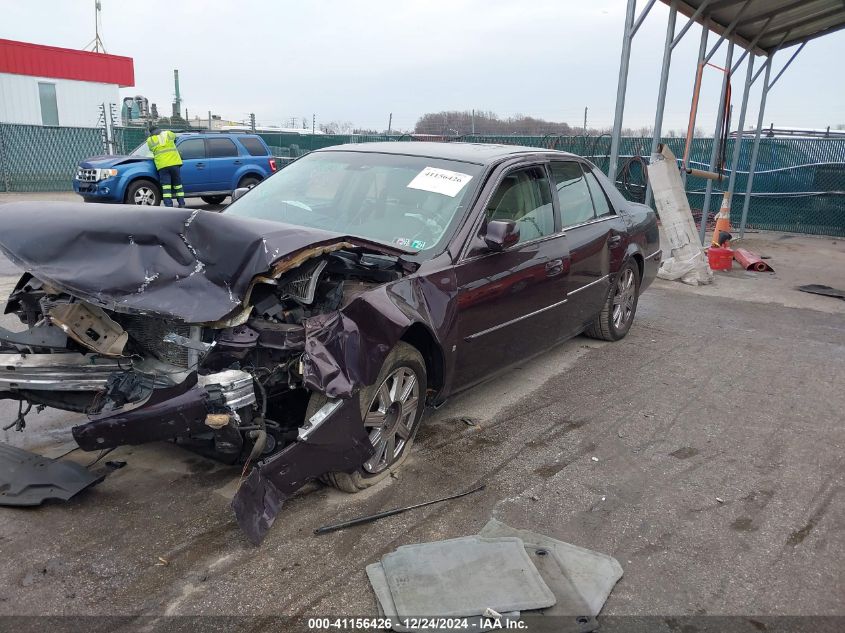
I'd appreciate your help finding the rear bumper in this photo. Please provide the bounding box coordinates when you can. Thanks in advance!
[640,248,662,293]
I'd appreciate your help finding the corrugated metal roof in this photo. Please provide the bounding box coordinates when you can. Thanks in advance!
[665,0,845,55]
[0,39,134,87]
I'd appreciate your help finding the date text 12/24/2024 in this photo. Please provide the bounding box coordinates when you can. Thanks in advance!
[307,617,528,630]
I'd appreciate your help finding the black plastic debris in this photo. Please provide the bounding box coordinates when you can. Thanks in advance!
[0,442,103,506]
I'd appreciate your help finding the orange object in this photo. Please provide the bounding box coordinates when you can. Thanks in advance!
[711,192,732,247]
[707,247,734,271]
[734,248,774,272]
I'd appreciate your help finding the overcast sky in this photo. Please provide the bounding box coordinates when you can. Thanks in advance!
[4,0,844,133]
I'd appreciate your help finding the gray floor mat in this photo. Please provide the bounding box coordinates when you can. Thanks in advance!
[479,518,623,616]
[366,562,519,633]
[380,536,556,617]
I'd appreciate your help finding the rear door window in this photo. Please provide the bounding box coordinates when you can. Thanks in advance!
[584,167,614,218]
[207,138,239,158]
[239,137,269,156]
[550,162,595,228]
[177,138,206,159]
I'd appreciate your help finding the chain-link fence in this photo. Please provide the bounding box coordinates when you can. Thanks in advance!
[2,123,843,236]
[0,123,104,192]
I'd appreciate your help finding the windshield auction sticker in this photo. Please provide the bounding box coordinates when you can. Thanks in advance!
[407,167,473,197]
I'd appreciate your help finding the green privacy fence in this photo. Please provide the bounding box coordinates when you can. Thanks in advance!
[1,123,843,236]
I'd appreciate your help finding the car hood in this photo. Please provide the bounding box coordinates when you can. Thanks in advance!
[0,202,404,323]
[79,155,152,168]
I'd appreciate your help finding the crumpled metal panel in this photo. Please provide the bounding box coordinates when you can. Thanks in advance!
[0,443,103,506]
[232,397,374,545]
[0,202,403,323]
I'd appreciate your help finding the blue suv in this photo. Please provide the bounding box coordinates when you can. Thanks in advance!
[73,132,277,206]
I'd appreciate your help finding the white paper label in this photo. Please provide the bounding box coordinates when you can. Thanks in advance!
[407,166,473,197]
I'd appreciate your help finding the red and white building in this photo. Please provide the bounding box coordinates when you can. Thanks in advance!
[0,38,134,127]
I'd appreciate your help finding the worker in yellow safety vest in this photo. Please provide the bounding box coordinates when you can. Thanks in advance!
[146,127,185,207]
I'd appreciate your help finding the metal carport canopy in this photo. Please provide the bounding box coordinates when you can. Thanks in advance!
[668,0,845,55]
[608,0,845,243]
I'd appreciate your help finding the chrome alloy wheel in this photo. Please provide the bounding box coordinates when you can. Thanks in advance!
[612,268,636,329]
[133,186,157,205]
[362,366,420,474]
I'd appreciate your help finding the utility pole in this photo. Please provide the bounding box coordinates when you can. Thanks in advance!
[388,113,393,135]
[208,110,212,130]
[312,113,316,135]
[249,113,256,132]
[584,107,588,134]
[471,109,476,135]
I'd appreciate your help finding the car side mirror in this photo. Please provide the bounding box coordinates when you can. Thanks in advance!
[231,187,250,202]
[483,220,520,252]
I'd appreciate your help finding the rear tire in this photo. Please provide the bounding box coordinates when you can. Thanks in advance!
[238,175,261,190]
[584,260,640,341]
[124,179,160,206]
[201,195,227,205]
[306,342,427,493]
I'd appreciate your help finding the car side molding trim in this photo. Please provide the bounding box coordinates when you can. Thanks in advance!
[566,274,611,297]
[464,298,568,341]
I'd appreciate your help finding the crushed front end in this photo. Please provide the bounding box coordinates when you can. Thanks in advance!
[0,241,410,542]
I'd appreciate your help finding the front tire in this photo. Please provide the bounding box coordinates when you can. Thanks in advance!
[306,342,427,493]
[124,179,160,206]
[584,260,640,341]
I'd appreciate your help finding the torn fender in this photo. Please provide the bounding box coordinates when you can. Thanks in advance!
[232,397,374,545]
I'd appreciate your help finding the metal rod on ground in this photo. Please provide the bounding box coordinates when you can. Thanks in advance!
[682,23,709,187]
[698,40,734,245]
[607,0,638,185]
[314,484,486,535]
[644,0,678,208]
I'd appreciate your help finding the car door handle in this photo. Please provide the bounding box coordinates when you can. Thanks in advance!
[608,235,622,246]
[196,162,205,169]
[233,160,242,165]
[545,259,564,276]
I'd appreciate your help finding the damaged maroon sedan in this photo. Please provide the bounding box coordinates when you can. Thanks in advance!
[0,143,659,543]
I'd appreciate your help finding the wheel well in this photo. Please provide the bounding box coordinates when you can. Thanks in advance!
[238,173,263,187]
[631,252,644,281]
[401,324,444,402]
[124,177,160,201]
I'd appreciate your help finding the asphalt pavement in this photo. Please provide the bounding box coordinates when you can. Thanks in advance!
[0,194,842,626]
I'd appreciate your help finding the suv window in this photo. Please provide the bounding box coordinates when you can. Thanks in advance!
[485,166,554,244]
[239,137,269,156]
[551,162,595,228]
[178,138,206,160]
[207,138,239,158]
[584,167,614,218]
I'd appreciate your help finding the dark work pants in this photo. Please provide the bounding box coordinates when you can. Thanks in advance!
[158,165,185,207]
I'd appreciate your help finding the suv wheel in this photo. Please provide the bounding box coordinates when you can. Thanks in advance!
[238,175,261,189]
[125,179,160,206]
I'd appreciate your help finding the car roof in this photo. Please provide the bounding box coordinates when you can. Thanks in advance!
[176,132,263,139]
[313,141,580,166]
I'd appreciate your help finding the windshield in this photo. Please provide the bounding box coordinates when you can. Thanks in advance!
[129,142,153,158]
[224,151,483,256]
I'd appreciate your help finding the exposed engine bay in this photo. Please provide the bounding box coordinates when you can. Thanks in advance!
[0,248,404,465]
